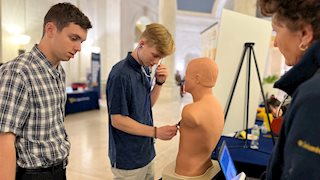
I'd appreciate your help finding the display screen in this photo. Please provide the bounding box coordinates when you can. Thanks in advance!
[218,141,237,180]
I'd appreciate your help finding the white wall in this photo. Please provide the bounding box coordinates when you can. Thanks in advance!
[214,9,272,134]
[2,0,28,62]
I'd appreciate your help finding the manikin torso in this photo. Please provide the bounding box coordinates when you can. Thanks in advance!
[175,58,224,176]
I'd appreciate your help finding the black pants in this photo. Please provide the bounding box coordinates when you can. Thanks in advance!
[16,166,66,180]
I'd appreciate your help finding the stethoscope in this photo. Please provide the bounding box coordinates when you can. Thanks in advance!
[137,45,162,89]
[136,45,163,128]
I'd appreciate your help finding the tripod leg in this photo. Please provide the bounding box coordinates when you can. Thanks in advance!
[244,46,252,147]
[251,47,276,145]
[224,45,249,120]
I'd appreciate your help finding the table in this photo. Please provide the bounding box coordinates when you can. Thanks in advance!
[211,132,274,178]
[65,90,100,115]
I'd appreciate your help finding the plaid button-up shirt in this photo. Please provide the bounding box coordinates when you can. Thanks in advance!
[0,45,70,168]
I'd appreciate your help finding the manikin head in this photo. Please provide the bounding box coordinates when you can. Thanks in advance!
[184,57,218,94]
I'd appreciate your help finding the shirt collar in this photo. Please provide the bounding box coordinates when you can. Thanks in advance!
[274,40,320,95]
[31,44,63,79]
[126,52,141,70]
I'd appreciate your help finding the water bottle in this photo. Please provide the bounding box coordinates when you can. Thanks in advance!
[260,123,268,134]
[250,125,260,149]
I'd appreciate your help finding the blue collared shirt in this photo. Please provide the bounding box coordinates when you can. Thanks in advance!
[106,52,155,170]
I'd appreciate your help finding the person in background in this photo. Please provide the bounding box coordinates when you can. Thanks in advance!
[106,23,178,179]
[175,70,182,85]
[266,95,289,136]
[175,70,184,97]
[266,96,287,118]
[259,0,320,179]
[0,3,92,180]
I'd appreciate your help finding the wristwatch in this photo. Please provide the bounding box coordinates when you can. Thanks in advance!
[156,79,165,86]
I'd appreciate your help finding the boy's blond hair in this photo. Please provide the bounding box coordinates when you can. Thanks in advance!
[140,23,175,57]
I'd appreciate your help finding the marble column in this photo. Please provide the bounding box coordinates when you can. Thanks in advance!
[158,0,180,102]
[100,0,121,99]
[233,0,257,16]
[0,0,2,62]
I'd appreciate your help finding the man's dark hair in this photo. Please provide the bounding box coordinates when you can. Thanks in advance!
[42,2,92,36]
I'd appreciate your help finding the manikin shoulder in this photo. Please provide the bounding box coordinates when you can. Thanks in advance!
[181,104,199,127]
[181,96,223,127]
[181,100,211,127]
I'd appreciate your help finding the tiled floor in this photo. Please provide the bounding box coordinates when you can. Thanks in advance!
[64,92,192,179]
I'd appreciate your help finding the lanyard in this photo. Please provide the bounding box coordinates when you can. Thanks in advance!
[140,66,153,127]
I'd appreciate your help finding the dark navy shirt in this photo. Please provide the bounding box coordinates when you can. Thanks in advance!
[266,41,320,179]
[106,52,155,170]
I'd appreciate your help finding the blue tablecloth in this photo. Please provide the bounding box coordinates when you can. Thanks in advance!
[212,131,274,178]
[212,135,273,165]
[65,90,100,115]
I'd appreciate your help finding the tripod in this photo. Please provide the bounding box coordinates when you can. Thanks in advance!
[224,42,275,148]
